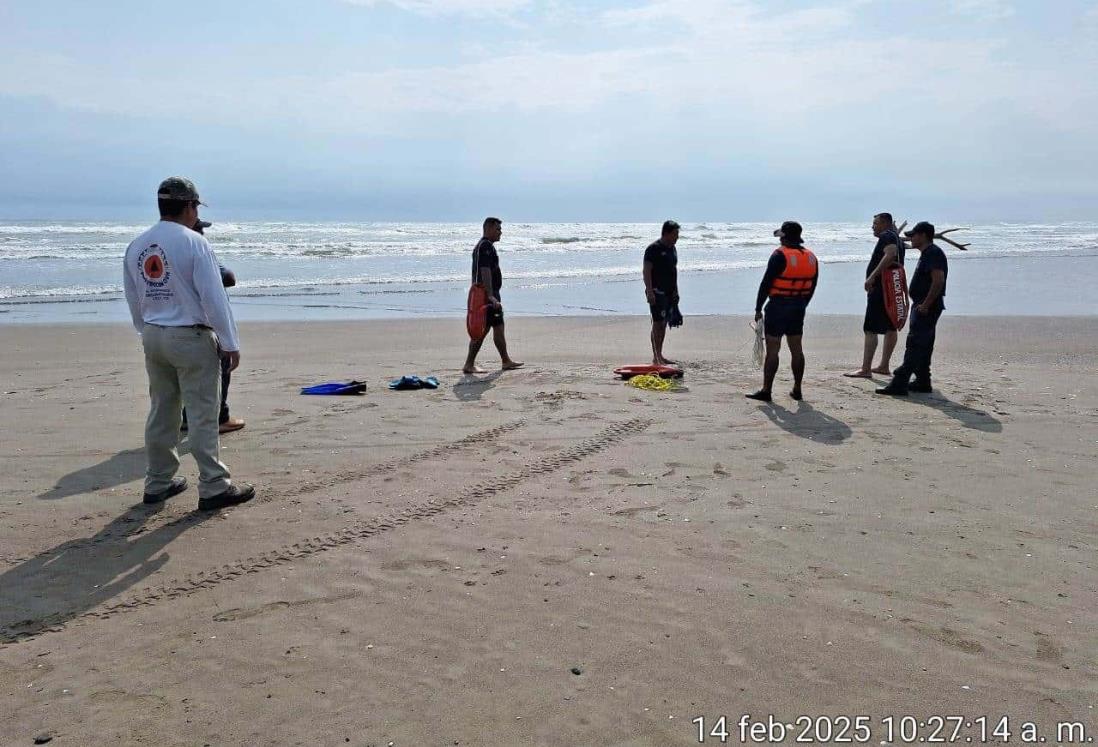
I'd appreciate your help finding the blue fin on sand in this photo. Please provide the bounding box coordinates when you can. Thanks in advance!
[301,380,367,396]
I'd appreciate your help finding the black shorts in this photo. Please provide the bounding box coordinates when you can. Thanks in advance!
[486,303,504,328]
[650,291,674,323]
[863,292,895,334]
[763,301,806,337]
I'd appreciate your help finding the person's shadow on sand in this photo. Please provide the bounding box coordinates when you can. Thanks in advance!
[453,370,504,402]
[759,400,853,445]
[901,392,1003,433]
[0,502,213,643]
[38,442,191,501]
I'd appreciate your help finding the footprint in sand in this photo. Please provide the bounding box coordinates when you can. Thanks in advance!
[213,592,361,622]
[907,622,984,655]
[1035,632,1064,662]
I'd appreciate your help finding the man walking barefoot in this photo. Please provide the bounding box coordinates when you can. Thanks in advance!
[123,177,255,511]
[845,212,904,378]
[746,221,819,402]
[643,220,681,365]
[463,217,523,374]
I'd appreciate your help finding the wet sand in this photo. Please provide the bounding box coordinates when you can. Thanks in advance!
[1,315,1095,745]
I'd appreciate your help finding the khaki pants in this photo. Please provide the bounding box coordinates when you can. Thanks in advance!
[142,324,231,499]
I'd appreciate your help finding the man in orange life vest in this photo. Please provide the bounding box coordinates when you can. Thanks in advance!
[746,221,819,402]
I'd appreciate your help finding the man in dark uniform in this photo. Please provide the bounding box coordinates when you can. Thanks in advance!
[877,222,948,396]
[463,217,523,374]
[747,221,819,402]
[182,219,245,434]
[846,212,905,378]
[643,220,681,365]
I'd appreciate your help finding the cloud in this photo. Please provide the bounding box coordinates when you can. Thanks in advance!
[340,0,530,16]
[950,0,1015,20]
[1,0,1096,216]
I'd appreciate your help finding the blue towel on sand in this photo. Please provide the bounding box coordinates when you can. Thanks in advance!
[389,375,440,391]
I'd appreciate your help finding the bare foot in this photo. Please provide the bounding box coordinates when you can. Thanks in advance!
[463,366,489,374]
[870,366,891,375]
[501,361,524,371]
[843,370,872,378]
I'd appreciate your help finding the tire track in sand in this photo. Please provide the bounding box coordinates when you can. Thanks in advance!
[1,418,652,645]
[0,420,527,568]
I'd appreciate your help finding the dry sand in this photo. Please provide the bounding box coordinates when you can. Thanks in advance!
[1,315,1096,746]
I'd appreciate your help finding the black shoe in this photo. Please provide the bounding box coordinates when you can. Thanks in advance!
[790,389,803,401]
[143,477,188,504]
[875,385,908,396]
[745,390,772,402]
[198,484,256,511]
[909,381,933,393]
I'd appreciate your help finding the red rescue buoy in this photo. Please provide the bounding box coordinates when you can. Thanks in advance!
[882,265,909,331]
[613,364,684,380]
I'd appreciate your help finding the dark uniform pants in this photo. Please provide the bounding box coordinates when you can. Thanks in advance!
[891,305,943,389]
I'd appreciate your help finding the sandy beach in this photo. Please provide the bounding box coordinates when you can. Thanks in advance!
[1,314,1096,745]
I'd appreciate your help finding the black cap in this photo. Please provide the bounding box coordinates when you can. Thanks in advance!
[904,221,935,239]
[774,220,803,245]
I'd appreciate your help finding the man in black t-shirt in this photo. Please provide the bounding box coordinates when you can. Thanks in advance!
[845,212,905,378]
[878,222,948,396]
[463,217,523,374]
[643,220,681,365]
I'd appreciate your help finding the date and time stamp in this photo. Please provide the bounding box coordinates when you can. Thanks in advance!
[691,715,1093,744]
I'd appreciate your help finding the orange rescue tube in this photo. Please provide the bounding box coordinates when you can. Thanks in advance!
[882,265,909,330]
[466,284,490,340]
[613,364,684,380]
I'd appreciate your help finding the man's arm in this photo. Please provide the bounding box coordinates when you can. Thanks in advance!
[755,252,786,317]
[805,264,819,304]
[193,240,241,358]
[918,269,946,312]
[865,244,898,291]
[123,258,143,334]
[643,261,656,304]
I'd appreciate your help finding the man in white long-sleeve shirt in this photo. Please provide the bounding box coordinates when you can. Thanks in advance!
[123,177,255,511]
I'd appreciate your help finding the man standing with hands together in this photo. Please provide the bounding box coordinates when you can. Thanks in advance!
[877,221,949,396]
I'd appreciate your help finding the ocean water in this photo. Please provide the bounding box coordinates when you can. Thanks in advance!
[1,221,1096,323]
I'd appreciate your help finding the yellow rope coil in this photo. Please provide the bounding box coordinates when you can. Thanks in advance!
[626,374,676,391]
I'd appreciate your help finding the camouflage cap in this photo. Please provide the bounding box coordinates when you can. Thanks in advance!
[157,176,206,205]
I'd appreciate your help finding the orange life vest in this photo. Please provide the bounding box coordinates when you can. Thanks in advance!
[769,246,818,299]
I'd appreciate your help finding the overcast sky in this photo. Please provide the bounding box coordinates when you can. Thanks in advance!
[1,0,1096,222]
